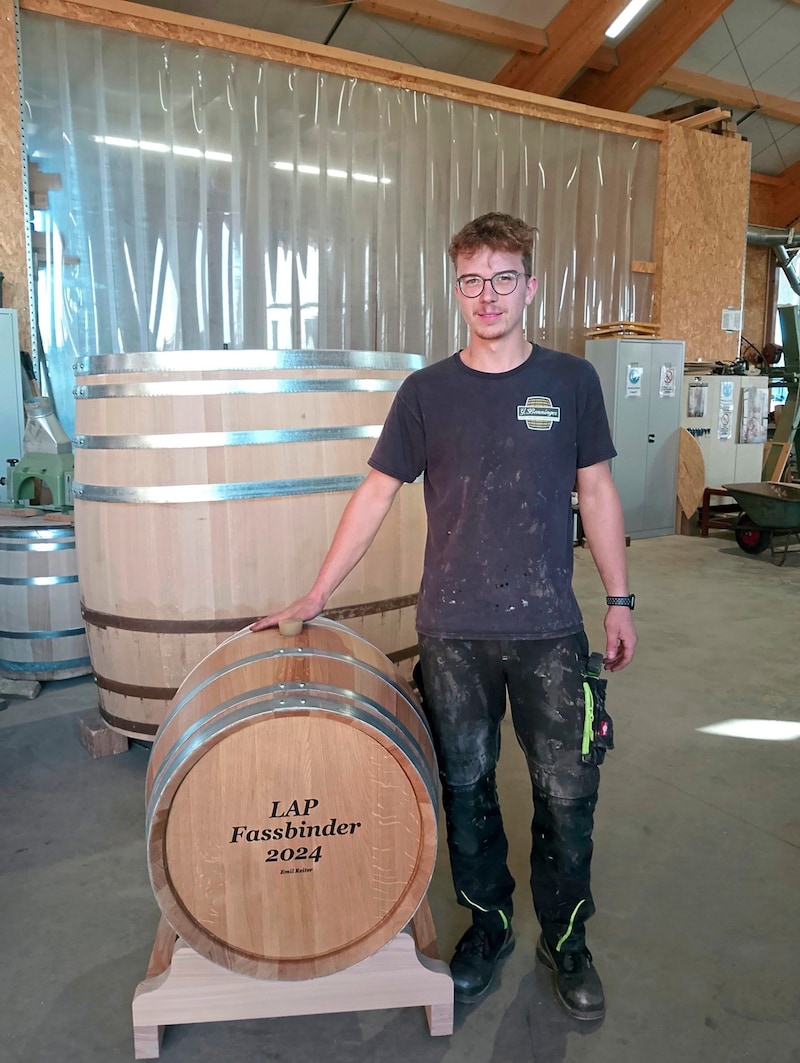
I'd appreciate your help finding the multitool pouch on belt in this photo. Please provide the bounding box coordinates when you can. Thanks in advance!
[581,651,614,765]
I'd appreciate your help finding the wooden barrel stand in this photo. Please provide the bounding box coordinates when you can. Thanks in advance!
[132,903,453,1058]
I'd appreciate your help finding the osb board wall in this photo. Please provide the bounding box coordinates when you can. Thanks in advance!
[744,176,783,354]
[0,0,31,350]
[748,175,780,228]
[743,246,772,351]
[655,123,750,364]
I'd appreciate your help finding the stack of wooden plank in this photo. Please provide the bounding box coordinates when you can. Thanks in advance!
[648,98,743,141]
[684,361,717,374]
[585,321,660,339]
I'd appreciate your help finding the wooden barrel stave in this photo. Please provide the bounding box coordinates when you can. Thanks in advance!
[145,618,437,980]
[146,618,428,790]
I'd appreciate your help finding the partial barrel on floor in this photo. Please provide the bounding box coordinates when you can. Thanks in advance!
[0,518,91,681]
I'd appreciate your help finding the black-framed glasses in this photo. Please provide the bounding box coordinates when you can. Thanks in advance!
[456,270,529,298]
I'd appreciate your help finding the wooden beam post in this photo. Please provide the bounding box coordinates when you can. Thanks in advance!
[0,0,32,351]
[774,161,800,226]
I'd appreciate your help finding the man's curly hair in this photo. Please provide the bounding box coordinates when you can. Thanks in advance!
[448,213,537,276]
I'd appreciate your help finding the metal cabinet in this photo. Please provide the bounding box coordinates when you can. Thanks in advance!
[0,310,24,491]
[680,374,767,487]
[585,338,685,538]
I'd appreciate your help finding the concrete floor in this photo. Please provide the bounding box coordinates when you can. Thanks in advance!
[3,532,800,1063]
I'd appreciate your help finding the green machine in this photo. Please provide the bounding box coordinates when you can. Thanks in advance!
[5,396,74,510]
[763,305,800,483]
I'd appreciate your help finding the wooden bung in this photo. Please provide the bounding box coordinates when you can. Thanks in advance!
[145,617,438,981]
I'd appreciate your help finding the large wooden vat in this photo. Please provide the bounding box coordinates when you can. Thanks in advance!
[0,517,91,681]
[72,350,426,739]
[145,617,438,980]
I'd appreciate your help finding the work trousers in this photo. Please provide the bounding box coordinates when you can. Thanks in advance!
[417,631,601,952]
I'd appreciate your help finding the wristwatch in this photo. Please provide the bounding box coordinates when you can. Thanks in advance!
[606,594,635,610]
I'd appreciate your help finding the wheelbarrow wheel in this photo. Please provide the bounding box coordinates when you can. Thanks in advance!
[734,517,772,554]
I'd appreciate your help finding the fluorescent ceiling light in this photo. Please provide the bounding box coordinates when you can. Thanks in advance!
[91,135,232,162]
[605,0,655,40]
[697,719,800,742]
[271,161,391,185]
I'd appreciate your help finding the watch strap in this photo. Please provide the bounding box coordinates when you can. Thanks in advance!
[606,594,635,609]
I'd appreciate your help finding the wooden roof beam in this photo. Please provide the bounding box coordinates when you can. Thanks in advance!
[493,0,627,96]
[324,0,618,72]
[564,0,734,112]
[323,0,548,53]
[658,68,800,126]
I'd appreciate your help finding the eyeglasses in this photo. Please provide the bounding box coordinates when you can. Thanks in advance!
[456,270,529,298]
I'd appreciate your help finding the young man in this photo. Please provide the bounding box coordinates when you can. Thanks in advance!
[253,212,636,1020]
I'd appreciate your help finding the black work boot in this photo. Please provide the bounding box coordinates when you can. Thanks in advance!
[450,914,515,1003]
[536,934,605,1021]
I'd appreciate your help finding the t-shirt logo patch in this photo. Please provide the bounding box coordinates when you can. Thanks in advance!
[517,396,561,431]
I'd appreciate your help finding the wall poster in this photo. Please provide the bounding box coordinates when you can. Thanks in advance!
[659,364,676,398]
[626,364,643,398]
[687,382,707,418]
[718,379,734,441]
[740,387,769,444]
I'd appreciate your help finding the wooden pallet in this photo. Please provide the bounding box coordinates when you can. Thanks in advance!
[585,320,660,339]
[132,900,453,1058]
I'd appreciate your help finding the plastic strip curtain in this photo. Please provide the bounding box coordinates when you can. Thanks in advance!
[19,13,658,436]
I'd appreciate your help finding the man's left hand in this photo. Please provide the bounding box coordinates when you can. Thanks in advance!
[603,607,637,671]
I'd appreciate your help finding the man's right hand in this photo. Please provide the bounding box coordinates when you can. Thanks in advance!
[250,593,326,632]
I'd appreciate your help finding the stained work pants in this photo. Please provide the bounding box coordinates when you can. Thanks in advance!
[417,632,600,951]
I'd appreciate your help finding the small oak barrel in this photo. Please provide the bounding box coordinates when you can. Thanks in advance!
[0,518,92,681]
[72,349,426,739]
[145,617,438,980]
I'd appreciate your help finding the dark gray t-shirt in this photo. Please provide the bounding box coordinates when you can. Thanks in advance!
[368,345,616,639]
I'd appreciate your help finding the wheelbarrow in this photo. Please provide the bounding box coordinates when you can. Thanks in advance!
[722,482,800,566]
